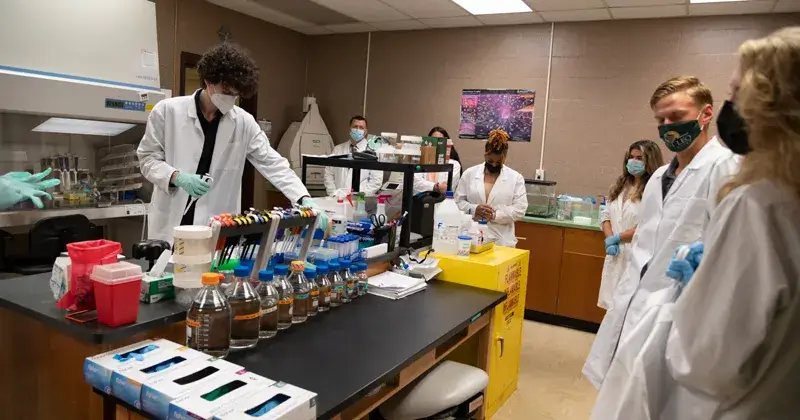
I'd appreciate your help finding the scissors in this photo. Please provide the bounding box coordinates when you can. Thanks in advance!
[183,174,213,216]
[370,214,386,229]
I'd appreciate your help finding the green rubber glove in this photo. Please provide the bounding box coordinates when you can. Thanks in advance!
[301,197,330,232]
[174,172,211,198]
[0,171,61,210]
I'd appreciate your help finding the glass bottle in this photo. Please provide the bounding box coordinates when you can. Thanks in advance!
[288,261,311,324]
[227,265,260,350]
[327,260,345,307]
[186,273,231,358]
[254,269,279,339]
[273,264,294,330]
[315,264,332,312]
[304,266,319,317]
[339,258,356,302]
[355,262,369,297]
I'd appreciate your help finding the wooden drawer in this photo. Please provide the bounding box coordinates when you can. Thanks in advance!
[556,252,606,323]
[515,222,562,315]
[563,227,605,257]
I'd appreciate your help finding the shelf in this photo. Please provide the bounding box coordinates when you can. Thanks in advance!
[0,203,149,228]
[302,156,453,174]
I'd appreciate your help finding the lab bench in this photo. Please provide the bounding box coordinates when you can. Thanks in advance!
[0,260,504,420]
[0,203,149,228]
[515,217,606,331]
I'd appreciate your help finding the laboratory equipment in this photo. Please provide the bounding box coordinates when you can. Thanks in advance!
[397,135,422,164]
[287,261,311,324]
[276,96,335,186]
[273,264,294,330]
[315,264,332,312]
[91,261,143,327]
[227,265,260,350]
[328,260,345,308]
[432,191,462,256]
[525,180,557,218]
[186,273,232,358]
[353,192,368,221]
[304,266,319,317]
[172,225,213,291]
[254,269,279,339]
[355,262,369,297]
[339,259,357,302]
[411,191,445,238]
[457,236,472,257]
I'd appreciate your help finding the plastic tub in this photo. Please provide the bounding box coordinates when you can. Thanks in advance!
[172,226,212,258]
[457,235,471,257]
[173,262,208,289]
[92,262,142,327]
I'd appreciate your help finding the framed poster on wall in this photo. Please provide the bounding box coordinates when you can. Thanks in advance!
[458,89,536,142]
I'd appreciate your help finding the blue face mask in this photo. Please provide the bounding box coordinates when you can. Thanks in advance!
[349,128,365,142]
[626,159,645,176]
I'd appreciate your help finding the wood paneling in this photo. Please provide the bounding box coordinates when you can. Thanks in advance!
[515,222,562,314]
[557,252,606,324]
[563,228,606,257]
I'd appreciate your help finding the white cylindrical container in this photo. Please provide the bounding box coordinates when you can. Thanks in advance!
[457,235,471,257]
[172,226,212,258]
[432,191,462,256]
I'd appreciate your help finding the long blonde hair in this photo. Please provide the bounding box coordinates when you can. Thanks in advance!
[721,27,800,200]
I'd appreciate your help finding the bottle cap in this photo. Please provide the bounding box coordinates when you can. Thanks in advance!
[303,267,316,276]
[317,264,328,274]
[446,191,454,199]
[274,264,289,275]
[340,258,352,268]
[328,260,340,269]
[258,269,274,281]
[201,272,220,285]
[290,260,305,272]
[356,262,368,270]
[233,265,251,278]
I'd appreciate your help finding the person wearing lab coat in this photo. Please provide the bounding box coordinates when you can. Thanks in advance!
[138,43,326,242]
[583,76,739,389]
[413,127,462,194]
[455,129,527,247]
[597,140,664,310]
[323,115,383,197]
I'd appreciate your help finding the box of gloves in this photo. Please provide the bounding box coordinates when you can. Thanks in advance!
[212,381,317,420]
[168,370,275,420]
[84,339,184,394]
[141,357,244,420]
[110,345,206,410]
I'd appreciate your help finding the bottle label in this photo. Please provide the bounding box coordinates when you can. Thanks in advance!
[186,319,200,328]
[295,293,309,300]
[310,290,319,297]
[261,306,277,315]
[234,312,261,321]
[312,299,319,308]
[334,285,344,291]
[280,297,293,305]
[324,295,331,304]
[288,307,293,316]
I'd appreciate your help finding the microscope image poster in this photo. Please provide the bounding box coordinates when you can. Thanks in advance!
[458,89,535,142]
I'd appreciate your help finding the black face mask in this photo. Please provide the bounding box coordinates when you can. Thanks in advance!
[717,100,750,155]
[485,162,502,174]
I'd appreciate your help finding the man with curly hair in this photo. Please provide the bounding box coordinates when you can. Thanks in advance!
[138,43,328,241]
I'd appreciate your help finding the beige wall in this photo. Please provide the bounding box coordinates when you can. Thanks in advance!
[307,14,799,196]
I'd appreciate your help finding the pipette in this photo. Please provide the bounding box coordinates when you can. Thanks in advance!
[183,174,213,216]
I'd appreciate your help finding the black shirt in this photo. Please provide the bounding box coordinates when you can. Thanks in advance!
[180,90,222,226]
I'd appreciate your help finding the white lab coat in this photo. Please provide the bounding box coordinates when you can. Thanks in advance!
[583,138,739,389]
[454,164,527,247]
[323,139,383,196]
[413,160,461,194]
[598,189,642,310]
[137,93,309,242]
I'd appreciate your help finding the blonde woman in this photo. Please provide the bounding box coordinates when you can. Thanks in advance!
[598,140,664,309]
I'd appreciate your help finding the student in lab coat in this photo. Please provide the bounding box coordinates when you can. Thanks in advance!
[138,43,327,242]
[323,116,383,197]
[597,140,664,310]
[583,76,739,389]
[454,129,527,247]
[413,127,462,194]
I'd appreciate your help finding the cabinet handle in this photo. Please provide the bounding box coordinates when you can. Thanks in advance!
[497,336,505,357]
[516,237,527,241]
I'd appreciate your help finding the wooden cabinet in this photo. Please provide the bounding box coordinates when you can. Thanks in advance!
[515,222,607,325]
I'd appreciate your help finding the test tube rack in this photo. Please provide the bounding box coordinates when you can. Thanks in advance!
[208,208,320,278]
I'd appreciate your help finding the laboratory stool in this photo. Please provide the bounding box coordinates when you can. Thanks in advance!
[379,361,489,420]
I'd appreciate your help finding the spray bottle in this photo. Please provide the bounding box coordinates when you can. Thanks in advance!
[353,192,368,221]
[376,194,390,220]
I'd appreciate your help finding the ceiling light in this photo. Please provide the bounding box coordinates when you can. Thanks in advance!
[32,118,136,136]
[689,0,749,3]
[451,0,532,15]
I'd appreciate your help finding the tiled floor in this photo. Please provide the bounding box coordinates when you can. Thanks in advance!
[493,321,598,420]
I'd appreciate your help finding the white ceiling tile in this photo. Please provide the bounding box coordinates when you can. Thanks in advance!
[540,8,611,21]
[525,0,606,12]
[295,26,334,35]
[418,15,484,28]
[690,1,776,16]
[311,0,411,22]
[606,0,684,6]
[477,12,544,25]
[611,5,687,19]
[378,0,470,19]
[208,0,315,28]
[774,0,800,12]
[323,22,378,33]
[369,19,429,30]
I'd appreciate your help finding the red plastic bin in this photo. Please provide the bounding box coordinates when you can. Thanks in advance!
[91,262,143,327]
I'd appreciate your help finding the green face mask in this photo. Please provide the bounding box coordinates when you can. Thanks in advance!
[658,112,703,152]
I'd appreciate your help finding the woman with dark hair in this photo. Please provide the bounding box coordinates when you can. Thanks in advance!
[413,126,462,194]
[597,139,664,309]
[454,129,527,247]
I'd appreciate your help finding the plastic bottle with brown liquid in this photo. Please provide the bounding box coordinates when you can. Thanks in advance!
[303,266,319,317]
[327,260,345,307]
[273,264,294,330]
[315,264,332,312]
[339,258,356,302]
[288,261,311,324]
[254,269,279,339]
[227,266,261,349]
[186,273,231,358]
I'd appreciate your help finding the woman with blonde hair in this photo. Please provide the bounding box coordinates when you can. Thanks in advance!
[597,140,664,309]
[455,129,527,247]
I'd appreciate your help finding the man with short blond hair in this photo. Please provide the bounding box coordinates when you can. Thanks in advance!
[583,76,740,389]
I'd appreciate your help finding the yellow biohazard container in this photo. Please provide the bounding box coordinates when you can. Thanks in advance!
[436,246,529,419]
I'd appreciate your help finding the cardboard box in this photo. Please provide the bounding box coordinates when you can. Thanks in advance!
[140,272,175,303]
[141,357,244,420]
[213,381,317,420]
[84,339,183,394]
[110,346,206,409]
[168,370,275,420]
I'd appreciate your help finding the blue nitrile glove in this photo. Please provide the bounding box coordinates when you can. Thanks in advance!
[666,242,704,284]
[0,169,61,210]
[174,172,211,198]
[301,197,330,232]
[606,244,620,256]
[604,234,621,248]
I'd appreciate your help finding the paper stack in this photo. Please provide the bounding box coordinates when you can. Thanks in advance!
[367,271,427,300]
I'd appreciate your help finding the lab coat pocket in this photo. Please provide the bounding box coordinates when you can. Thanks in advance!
[668,198,707,243]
